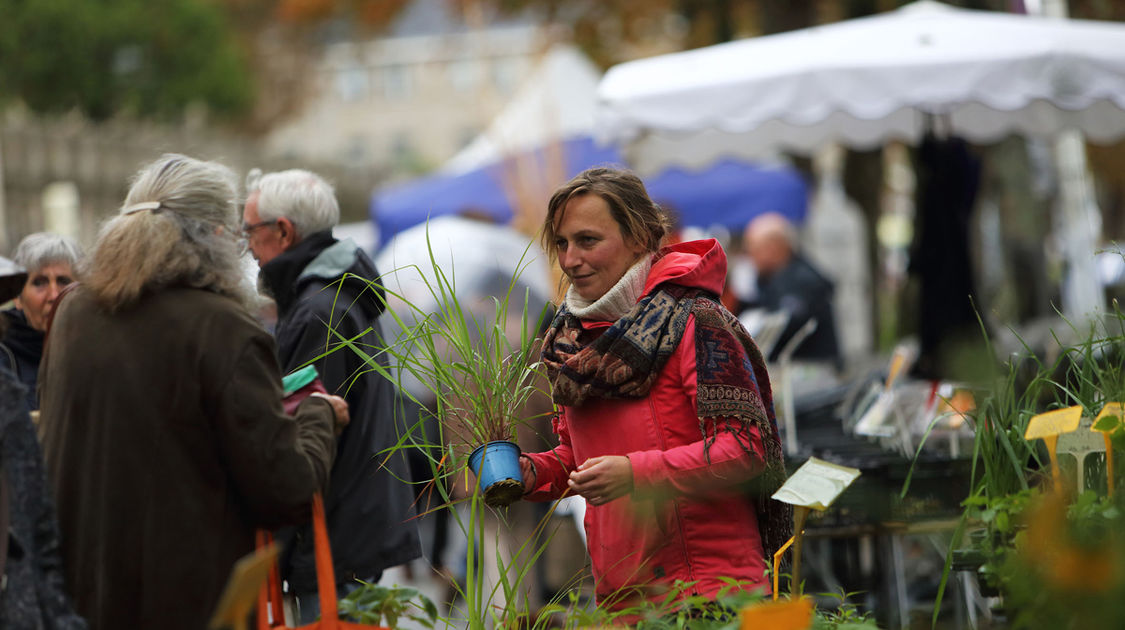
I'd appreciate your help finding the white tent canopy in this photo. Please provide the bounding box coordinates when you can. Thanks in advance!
[597,0,1125,172]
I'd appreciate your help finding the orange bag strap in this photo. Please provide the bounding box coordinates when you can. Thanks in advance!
[255,530,286,630]
[312,492,340,629]
[256,493,337,629]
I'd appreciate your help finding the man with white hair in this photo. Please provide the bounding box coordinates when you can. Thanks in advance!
[740,212,840,366]
[244,169,420,621]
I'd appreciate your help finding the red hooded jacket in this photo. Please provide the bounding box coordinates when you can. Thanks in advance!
[524,239,769,609]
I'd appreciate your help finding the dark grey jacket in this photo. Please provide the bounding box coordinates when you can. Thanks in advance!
[0,309,44,411]
[0,369,86,630]
[740,253,840,365]
[262,231,420,591]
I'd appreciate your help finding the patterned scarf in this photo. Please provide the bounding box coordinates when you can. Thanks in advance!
[542,283,792,562]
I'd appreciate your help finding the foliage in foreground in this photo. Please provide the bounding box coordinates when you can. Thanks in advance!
[340,575,879,630]
[939,307,1125,628]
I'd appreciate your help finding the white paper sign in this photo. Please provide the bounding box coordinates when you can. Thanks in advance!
[855,391,896,437]
[771,457,862,511]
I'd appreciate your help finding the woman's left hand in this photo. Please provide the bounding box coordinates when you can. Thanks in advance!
[568,455,634,505]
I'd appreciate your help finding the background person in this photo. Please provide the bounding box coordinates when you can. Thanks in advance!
[38,154,348,630]
[739,212,841,366]
[519,167,790,612]
[0,255,86,629]
[0,233,83,410]
[244,168,420,622]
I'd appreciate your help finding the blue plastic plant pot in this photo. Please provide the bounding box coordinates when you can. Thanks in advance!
[468,440,524,508]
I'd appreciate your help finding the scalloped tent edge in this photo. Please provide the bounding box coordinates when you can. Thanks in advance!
[596,0,1125,171]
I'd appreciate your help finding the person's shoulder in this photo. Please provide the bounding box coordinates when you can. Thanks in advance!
[293,277,348,314]
[686,292,740,333]
[159,288,266,335]
[783,255,833,289]
[297,268,381,318]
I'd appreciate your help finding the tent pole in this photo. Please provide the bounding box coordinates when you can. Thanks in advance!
[1030,0,1106,325]
[1053,132,1105,326]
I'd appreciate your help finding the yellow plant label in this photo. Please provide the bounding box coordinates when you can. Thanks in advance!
[740,597,814,630]
[208,543,279,630]
[1093,402,1125,433]
[1025,406,1082,440]
[771,457,861,511]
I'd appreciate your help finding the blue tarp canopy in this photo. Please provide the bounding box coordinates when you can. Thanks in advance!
[644,159,807,233]
[370,136,807,248]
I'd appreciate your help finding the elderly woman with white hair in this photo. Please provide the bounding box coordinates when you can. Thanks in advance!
[0,255,87,629]
[38,154,350,630]
[0,232,83,409]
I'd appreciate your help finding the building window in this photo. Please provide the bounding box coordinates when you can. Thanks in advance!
[382,65,413,100]
[335,65,369,102]
[447,59,480,93]
[347,135,368,163]
[392,132,413,162]
[491,57,527,95]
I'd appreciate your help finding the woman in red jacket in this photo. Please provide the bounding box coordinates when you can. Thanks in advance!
[520,167,790,612]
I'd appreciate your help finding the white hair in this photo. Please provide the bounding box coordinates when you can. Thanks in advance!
[246,168,339,238]
[85,153,253,311]
[13,232,84,273]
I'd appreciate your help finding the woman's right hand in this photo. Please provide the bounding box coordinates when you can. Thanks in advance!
[310,392,350,435]
[519,454,537,490]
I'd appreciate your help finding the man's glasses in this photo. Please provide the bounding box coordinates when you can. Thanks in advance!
[241,219,277,238]
[237,220,278,256]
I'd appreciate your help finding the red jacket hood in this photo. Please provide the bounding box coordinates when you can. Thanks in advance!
[643,238,727,297]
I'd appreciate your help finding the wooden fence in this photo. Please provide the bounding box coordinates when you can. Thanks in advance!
[0,112,385,253]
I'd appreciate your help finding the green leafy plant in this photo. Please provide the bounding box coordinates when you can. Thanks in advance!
[933,305,1125,627]
[338,582,439,628]
[812,589,880,630]
[996,489,1125,629]
[959,487,1036,595]
[524,577,879,630]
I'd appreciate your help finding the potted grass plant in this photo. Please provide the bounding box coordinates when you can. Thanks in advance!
[396,259,550,508]
[333,230,552,508]
[321,228,576,629]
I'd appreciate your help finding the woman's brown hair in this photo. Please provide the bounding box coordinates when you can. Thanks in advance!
[541,167,669,265]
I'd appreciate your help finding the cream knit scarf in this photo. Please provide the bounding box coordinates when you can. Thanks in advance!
[564,256,652,322]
